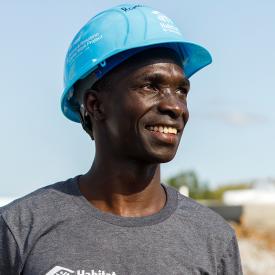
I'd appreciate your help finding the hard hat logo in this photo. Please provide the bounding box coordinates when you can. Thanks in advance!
[156,14,173,24]
[61,4,212,123]
[152,11,181,35]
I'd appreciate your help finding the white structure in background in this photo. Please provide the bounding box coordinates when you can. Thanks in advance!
[179,185,189,197]
[223,178,275,205]
[0,197,15,207]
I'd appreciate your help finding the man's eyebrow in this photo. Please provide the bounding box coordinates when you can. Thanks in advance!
[139,73,190,86]
[179,77,190,87]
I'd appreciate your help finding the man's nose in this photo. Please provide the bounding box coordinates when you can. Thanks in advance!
[157,91,185,119]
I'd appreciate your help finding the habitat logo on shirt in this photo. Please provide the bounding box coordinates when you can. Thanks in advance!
[46,266,116,275]
[46,266,74,275]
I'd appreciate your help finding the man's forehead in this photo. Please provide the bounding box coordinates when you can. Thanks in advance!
[106,47,185,81]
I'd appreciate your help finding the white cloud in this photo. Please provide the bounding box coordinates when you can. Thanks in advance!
[220,112,267,126]
[194,111,269,126]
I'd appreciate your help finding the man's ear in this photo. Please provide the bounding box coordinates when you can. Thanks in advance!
[84,90,105,120]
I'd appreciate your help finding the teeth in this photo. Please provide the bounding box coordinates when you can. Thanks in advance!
[147,125,178,134]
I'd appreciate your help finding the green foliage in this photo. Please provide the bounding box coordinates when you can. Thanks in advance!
[167,171,252,201]
[167,170,208,199]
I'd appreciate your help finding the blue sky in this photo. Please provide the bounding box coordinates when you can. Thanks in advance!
[1,0,274,197]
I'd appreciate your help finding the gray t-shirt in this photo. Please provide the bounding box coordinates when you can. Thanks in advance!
[0,176,243,275]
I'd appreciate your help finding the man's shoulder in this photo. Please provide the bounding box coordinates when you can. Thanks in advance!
[0,176,78,227]
[170,186,235,240]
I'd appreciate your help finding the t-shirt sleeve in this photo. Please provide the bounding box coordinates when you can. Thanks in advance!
[0,215,22,275]
[217,234,243,275]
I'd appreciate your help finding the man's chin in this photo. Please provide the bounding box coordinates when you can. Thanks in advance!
[136,138,179,163]
[141,150,177,164]
[157,154,176,164]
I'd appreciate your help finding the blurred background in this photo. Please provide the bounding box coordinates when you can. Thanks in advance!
[1,1,275,274]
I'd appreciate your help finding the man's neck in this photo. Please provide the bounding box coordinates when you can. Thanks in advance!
[78,160,166,217]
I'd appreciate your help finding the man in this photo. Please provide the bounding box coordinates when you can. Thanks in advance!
[0,4,243,274]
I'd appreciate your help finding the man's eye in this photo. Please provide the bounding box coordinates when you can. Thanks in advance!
[143,83,158,91]
[176,87,189,96]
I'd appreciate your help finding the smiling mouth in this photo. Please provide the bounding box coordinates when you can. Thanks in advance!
[145,125,178,135]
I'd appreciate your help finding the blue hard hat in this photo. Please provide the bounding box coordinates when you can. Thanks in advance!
[61,4,212,123]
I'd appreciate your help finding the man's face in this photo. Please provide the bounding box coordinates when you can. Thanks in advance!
[93,49,190,164]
